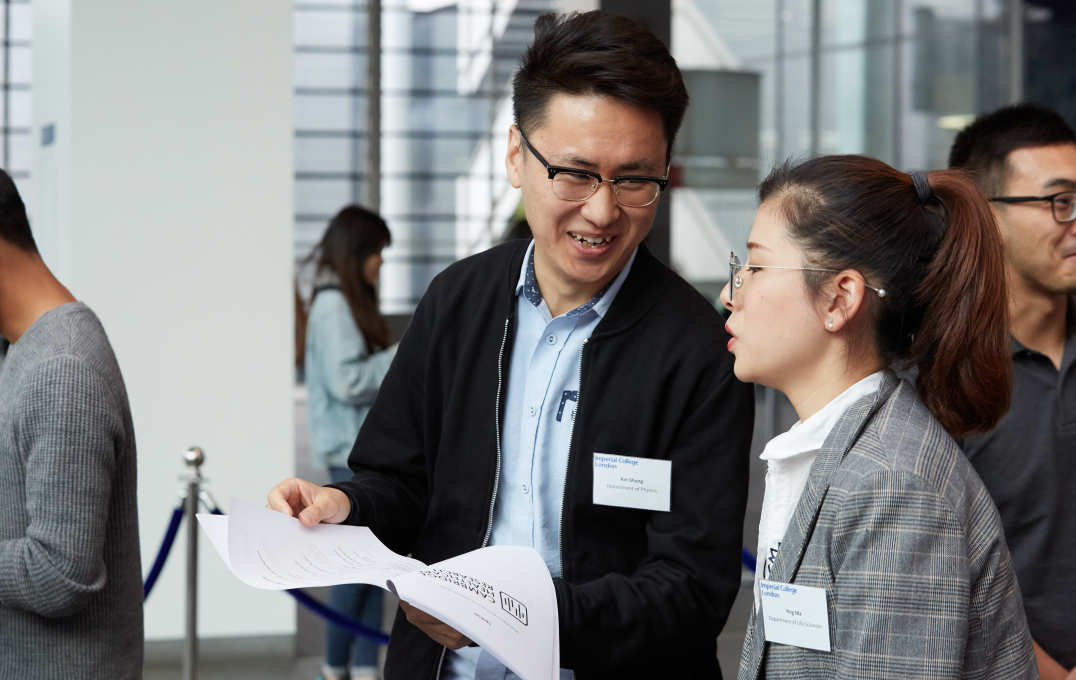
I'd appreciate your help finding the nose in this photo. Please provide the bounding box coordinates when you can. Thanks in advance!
[579,181,621,228]
[719,281,734,311]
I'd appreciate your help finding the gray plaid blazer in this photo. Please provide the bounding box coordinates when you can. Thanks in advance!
[739,372,1036,679]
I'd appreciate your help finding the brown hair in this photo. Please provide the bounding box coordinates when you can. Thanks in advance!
[512,11,688,160]
[306,205,392,352]
[760,155,1011,437]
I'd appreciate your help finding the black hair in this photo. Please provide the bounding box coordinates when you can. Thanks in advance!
[948,103,1076,195]
[512,11,688,160]
[0,169,37,252]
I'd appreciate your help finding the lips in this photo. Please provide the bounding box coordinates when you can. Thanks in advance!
[569,231,614,248]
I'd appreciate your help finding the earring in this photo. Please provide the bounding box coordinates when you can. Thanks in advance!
[826,318,834,330]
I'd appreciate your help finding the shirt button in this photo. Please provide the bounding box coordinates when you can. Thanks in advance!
[521,483,530,494]
[528,406,537,417]
[546,334,557,345]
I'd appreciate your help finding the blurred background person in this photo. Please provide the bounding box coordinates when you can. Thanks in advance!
[303,204,397,680]
[950,103,1076,680]
[723,156,1035,678]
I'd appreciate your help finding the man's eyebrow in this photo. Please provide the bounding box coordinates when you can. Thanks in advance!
[550,154,662,174]
[1043,177,1076,191]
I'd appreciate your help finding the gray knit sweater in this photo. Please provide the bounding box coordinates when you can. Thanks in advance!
[0,302,143,678]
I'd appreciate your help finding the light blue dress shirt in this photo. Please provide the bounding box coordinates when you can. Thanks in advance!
[444,240,637,680]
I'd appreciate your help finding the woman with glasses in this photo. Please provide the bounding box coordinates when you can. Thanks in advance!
[724,155,1036,679]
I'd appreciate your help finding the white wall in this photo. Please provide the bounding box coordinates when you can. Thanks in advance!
[32,0,295,640]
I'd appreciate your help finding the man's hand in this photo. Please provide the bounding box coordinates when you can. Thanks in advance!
[400,601,473,649]
[266,477,351,526]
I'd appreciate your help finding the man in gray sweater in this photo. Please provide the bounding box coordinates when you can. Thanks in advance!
[0,169,143,678]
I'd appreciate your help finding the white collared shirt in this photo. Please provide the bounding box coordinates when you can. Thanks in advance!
[753,370,885,611]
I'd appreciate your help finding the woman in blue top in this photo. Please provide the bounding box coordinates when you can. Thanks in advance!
[304,205,396,680]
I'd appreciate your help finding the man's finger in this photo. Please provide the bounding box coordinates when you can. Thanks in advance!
[297,487,349,526]
[401,602,472,649]
[297,498,328,526]
[266,481,299,517]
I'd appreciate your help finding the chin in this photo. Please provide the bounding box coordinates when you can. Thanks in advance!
[731,360,752,383]
[733,360,775,390]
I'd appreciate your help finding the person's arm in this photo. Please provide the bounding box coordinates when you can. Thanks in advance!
[310,292,396,407]
[326,282,437,554]
[0,357,119,617]
[553,358,754,672]
[827,470,1035,679]
[1035,640,1072,680]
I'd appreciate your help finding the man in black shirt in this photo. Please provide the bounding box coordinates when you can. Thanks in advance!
[950,103,1076,680]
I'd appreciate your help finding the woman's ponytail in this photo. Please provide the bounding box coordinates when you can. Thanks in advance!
[764,156,1011,438]
[908,170,1011,436]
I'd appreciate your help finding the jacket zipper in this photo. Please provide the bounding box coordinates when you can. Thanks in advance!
[558,338,587,576]
[433,648,446,680]
[483,316,511,548]
[432,318,507,679]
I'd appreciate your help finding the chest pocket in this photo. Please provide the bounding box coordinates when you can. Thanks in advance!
[555,390,578,424]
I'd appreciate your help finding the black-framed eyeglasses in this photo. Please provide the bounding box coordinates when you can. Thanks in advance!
[517,128,668,208]
[989,191,1076,223]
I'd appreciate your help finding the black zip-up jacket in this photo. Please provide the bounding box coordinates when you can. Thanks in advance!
[331,240,753,679]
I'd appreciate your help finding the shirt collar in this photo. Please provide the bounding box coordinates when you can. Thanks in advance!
[760,370,886,462]
[514,239,638,319]
[1009,294,1076,356]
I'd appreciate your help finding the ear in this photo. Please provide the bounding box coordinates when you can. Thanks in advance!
[822,270,869,332]
[988,202,1016,248]
[505,125,524,189]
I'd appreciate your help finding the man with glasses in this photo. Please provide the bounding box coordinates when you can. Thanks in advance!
[268,10,753,680]
[950,103,1076,680]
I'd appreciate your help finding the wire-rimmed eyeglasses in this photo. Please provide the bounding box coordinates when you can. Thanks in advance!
[518,128,669,208]
[728,252,887,303]
[989,191,1076,223]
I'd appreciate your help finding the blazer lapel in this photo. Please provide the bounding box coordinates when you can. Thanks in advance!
[767,371,899,585]
[740,373,899,679]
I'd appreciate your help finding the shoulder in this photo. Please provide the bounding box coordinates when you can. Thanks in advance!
[308,287,349,318]
[832,380,1004,547]
[837,380,957,477]
[606,250,729,371]
[12,303,123,389]
[425,240,526,298]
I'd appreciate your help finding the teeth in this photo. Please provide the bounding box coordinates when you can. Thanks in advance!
[571,232,610,247]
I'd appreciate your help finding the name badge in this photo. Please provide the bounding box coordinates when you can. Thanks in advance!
[592,453,671,512]
[758,579,831,651]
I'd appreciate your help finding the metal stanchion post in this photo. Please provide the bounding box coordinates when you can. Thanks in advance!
[182,446,205,680]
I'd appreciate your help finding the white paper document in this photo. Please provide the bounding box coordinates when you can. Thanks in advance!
[196,500,560,680]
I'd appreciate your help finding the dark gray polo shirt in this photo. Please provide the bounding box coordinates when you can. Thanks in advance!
[963,296,1076,670]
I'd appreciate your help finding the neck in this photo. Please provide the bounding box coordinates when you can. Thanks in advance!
[0,248,76,343]
[532,256,619,319]
[1008,268,1069,368]
[782,348,885,422]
